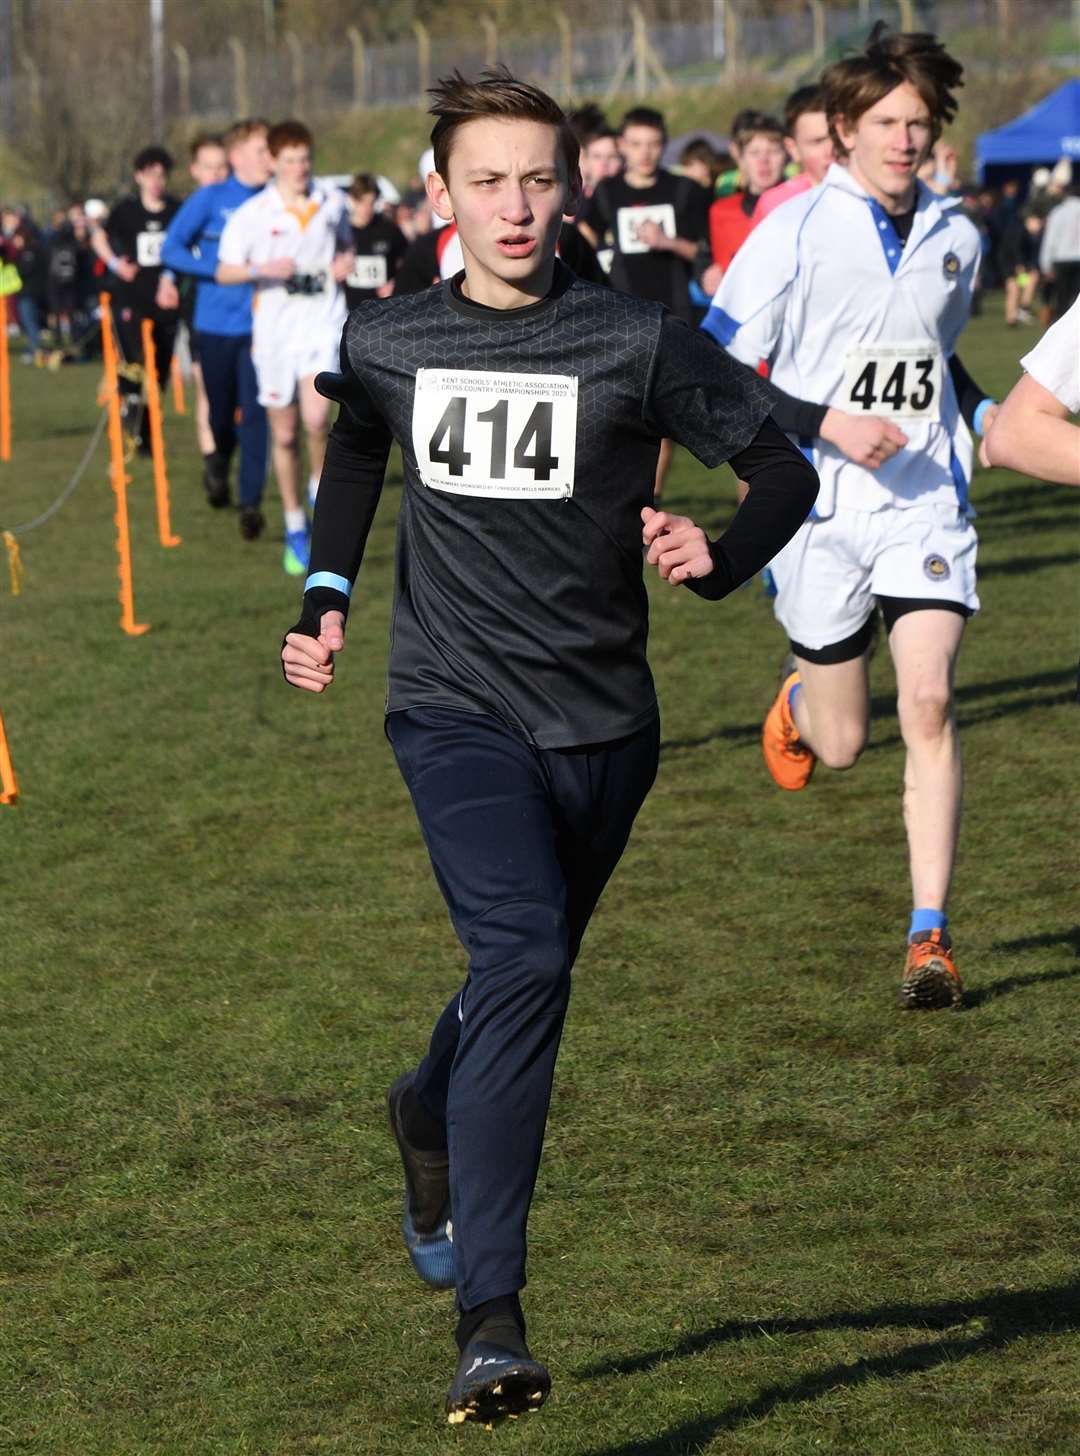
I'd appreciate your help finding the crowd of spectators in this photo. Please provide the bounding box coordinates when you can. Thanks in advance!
[0,199,107,363]
[2,98,1078,369]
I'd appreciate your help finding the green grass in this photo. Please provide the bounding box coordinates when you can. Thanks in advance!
[1,297,1078,1454]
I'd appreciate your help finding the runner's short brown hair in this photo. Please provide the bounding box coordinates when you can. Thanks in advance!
[679,137,725,187]
[783,85,826,138]
[822,24,963,157]
[224,118,269,151]
[428,67,579,183]
[189,132,225,161]
[730,109,784,150]
[267,119,313,157]
[348,173,380,200]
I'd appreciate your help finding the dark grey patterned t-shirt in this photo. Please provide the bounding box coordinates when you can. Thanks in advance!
[316,265,775,749]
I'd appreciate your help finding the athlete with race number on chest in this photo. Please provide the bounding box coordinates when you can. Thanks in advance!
[281,67,818,1427]
[704,25,999,1011]
[218,120,355,575]
[92,147,181,457]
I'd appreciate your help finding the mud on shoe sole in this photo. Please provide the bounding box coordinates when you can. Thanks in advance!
[898,958,963,1010]
[446,1346,551,1428]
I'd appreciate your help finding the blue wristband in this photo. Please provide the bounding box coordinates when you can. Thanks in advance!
[973,398,995,437]
[304,571,352,598]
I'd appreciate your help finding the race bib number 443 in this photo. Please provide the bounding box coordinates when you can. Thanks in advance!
[412,369,578,499]
[843,343,942,421]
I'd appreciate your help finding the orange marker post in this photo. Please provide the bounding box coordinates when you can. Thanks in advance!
[100,294,149,636]
[0,705,18,804]
[170,352,186,415]
[141,319,181,549]
[0,300,10,462]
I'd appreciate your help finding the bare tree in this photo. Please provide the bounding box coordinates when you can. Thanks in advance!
[12,4,152,199]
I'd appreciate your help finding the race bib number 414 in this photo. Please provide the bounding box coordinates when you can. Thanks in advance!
[412,369,578,499]
[843,342,942,421]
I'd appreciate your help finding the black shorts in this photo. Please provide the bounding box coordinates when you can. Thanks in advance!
[790,596,972,665]
[48,284,79,316]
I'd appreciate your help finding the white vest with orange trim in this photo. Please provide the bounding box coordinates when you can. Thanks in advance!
[218,180,350,353]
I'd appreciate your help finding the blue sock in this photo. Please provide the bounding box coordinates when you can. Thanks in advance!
[787,679,802,714]
[909,907,947,941]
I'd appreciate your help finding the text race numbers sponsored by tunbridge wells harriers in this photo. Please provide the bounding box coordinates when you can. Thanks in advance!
[412,369,579,499]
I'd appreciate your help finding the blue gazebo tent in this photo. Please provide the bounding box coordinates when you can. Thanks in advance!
[976,79,1080,183]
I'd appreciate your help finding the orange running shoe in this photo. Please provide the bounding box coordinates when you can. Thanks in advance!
[899,929,963,1010]
[762,670,816,791]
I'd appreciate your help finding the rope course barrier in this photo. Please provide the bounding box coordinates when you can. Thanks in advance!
[0,290,189,802]
[1,406,108,540]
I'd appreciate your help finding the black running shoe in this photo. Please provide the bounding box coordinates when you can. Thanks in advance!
[386,1073,454,1289]
[203,452,230,509]
[238,507,265,541]
[446,1326,551,1427]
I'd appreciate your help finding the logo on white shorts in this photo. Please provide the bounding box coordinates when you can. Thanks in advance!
[923,553,951,582]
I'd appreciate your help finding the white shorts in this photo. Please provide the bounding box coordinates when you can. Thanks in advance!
[769,501,979,653]
[252,336,340,409]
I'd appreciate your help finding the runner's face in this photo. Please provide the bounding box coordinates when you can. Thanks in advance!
[230,131,272,187]
[190,145,228,188]
[838,81,933,210]
[789,111,834,184]
[618,125,664,179]
[432,117,576,302]
[136,163,169,202]
[583,136,620,189]
[348,191,377,228]
[680,157,712,189]
[272,144,312,194]
[739,132,786,193]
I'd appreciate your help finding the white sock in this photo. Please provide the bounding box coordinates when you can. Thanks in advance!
[284,507,307,534]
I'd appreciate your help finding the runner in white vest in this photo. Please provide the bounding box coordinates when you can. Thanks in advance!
[704,24,1000,1011]
[218,120,354,574]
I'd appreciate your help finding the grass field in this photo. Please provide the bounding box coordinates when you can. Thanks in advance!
[1,298,1078,1454]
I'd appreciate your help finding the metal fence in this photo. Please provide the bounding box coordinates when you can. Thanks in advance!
[173,1,1078,118]
[3,0,1074,141]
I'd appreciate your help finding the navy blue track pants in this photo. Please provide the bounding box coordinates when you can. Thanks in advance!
[386,705,659,1309]
[195,332,268,508]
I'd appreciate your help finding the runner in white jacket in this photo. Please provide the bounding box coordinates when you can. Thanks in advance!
[704,24,999,1010]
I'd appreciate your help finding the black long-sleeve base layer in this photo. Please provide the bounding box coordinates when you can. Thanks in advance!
[683,415,817,599]
[767,351,993,441]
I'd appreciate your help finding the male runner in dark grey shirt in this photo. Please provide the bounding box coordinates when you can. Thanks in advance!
[281,68,817,1428]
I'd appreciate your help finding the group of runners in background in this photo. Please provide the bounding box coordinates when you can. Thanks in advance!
[2,56,1076,573]
[2,27,1078,1426]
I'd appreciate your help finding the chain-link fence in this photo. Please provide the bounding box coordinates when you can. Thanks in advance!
[2,0,1075,138]
[0,0,1074,210]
